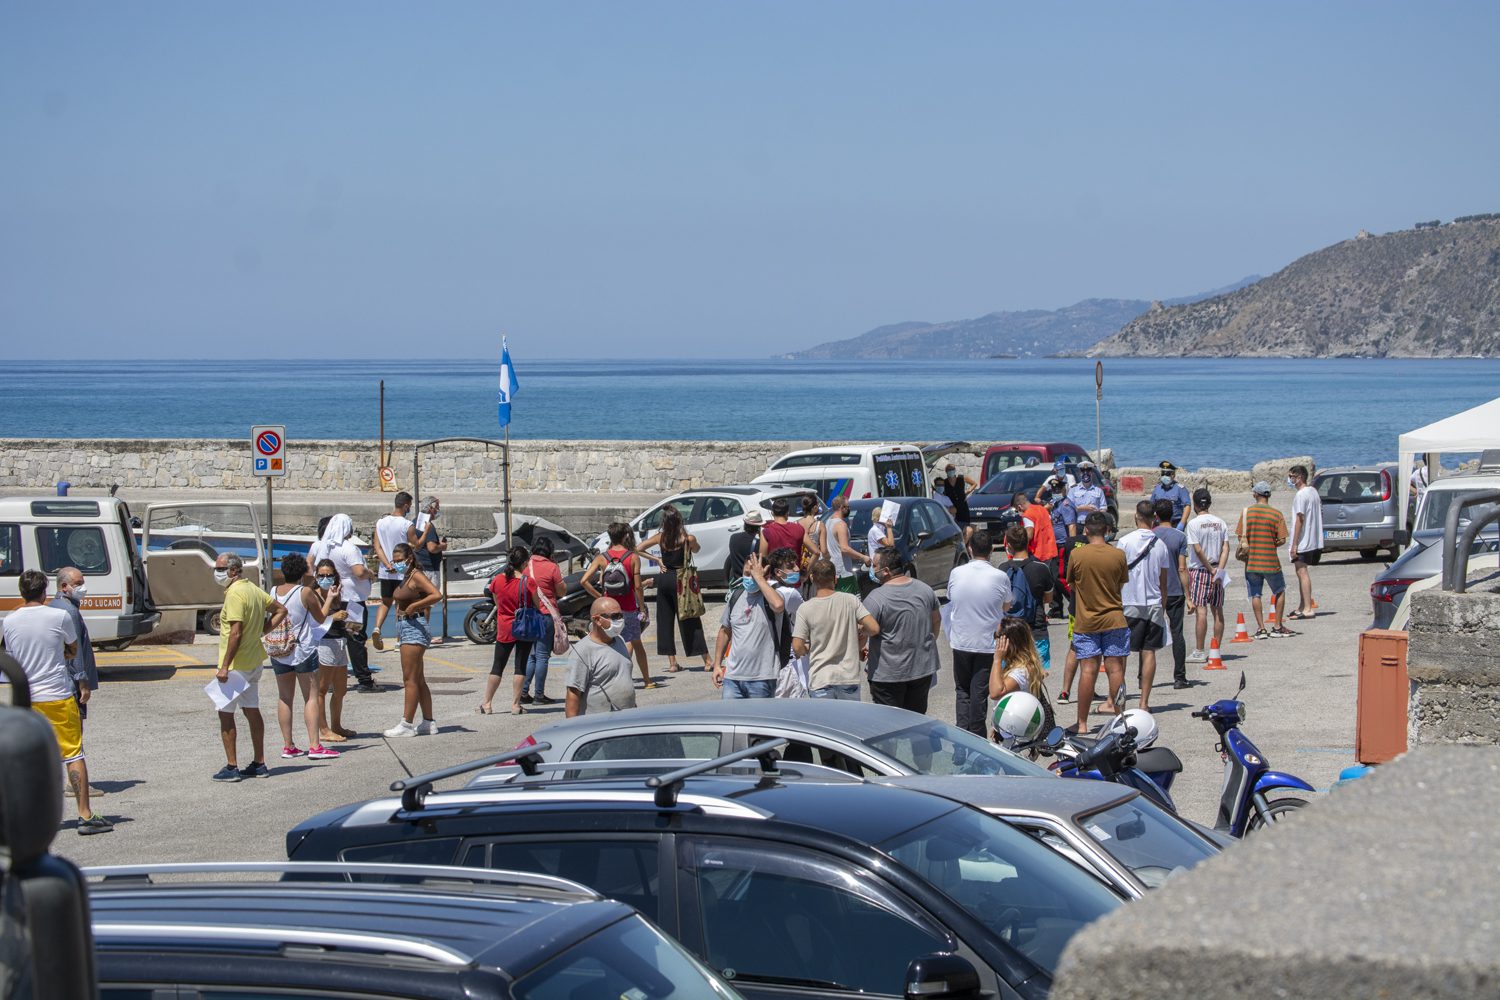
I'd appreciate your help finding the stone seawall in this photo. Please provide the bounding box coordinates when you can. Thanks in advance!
[0,438,978,494]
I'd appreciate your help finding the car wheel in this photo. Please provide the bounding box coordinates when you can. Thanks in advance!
[1359,547,1379,561]
[199,609,222,635]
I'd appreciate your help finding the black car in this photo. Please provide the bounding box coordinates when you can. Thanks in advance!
[837,496,964,590]
[289,744,1122,1000]
[88,861,742,1000]
[967,467,1118,539]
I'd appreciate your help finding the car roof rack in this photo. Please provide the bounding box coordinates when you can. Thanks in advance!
[91,923,475,965]
[391,743,552,811]
[83,861,601,899]
[467,756,858,787]
[646,738,788,808]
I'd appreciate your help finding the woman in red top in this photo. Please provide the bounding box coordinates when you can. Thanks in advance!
[520,537,567,705]
[759,497,805,558]
[480,545,540,716]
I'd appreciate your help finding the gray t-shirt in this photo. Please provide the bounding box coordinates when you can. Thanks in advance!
[720,589,781,681]
[863,579,940,683]
[1152,525,1188,598]
[566,636,638,715]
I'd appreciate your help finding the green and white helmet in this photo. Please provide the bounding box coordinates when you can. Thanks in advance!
[993,691,1045,745]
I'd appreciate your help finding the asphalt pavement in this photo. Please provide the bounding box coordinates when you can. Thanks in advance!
[57,540,1381,869]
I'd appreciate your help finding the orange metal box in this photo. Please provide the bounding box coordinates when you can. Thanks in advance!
[1356,629,1409,765]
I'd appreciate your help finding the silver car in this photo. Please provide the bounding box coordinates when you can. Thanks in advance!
[1313,464,1399,559]
[496,700,1052,780]
[879,774,1223,899]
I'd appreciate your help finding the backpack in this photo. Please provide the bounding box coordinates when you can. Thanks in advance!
[600,550,632,597]
[1003,563,1038,624]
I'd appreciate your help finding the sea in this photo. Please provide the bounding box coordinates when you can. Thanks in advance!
[5,358,1497,470]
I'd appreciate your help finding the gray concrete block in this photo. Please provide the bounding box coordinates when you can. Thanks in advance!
[1052,745,1500,1000]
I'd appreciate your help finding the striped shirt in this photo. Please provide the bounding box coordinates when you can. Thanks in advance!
[1239,502,1287,574]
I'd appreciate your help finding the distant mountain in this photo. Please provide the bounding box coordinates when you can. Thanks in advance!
[1088,219,1500,357]
[785,277,1260,360]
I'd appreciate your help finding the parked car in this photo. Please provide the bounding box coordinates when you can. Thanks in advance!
[966,466,1118,536]
[839,496,965,591]
[878,775,1221,899]
[1313,464,1400,560]
[87,861,741,999]
[289,746,1123,999]
[589,485,820,590]
[981,442,1093,483]
[1368,468,1500,629]
[753,443,929,504]
[485,700,1052,780]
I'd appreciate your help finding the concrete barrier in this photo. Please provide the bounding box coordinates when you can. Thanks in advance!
[1052,745,1500,1000]
[1408,584,1500,745]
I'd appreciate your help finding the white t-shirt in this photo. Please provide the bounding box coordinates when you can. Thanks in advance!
[271,584,320,665]
[866,523,890,577]
[1293,486,1324,553]
[375,514,413,580]
[1,604,79,702]
[945,560,1012,653]
[1185,514,1228,571]
[1116,528,1171,606]
[329,538,373,610]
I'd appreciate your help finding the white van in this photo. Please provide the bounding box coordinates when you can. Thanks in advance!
[0,497,158,649]
[753,444,929,504]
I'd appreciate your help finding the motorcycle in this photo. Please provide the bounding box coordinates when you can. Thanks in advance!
[463,598,497,645]
[1194,672,1314,836]
[1043,726,1180,813]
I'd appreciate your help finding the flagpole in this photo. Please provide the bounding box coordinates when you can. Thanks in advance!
[503,424,512,543]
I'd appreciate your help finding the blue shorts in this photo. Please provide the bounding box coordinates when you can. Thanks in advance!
[810,683,862,701]
[621,611,643,644]
[398,614,432,648]
[1072,627,1129,660]
[722,678,776,699]
[271,652,319,676]
[1245,571,1286,599]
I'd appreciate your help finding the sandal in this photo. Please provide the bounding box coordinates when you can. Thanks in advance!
[319,730,348,744]
[642,681,660,690]
[334,726,358,739]
[1253,628,1272,640]
[1273,627,1299,637]
[511,704,526,716]
[477,705,494,715]
[1284,611,1312,621]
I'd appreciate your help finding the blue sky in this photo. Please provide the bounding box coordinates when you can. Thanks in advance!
[3,1,1497,359]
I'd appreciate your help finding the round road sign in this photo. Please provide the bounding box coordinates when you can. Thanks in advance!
[379,467,396,485]
[256,430,282,455]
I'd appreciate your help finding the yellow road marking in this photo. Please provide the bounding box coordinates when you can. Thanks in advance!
[424,654,478,674]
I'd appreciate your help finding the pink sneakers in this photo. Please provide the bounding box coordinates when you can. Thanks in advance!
[281,746,306,759]
[307,745,341,760]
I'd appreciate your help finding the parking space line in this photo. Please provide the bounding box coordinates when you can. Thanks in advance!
[425,655,478,673]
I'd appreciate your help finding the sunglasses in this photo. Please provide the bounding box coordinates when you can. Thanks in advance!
[595,612,626,622]
[316,574,337,581]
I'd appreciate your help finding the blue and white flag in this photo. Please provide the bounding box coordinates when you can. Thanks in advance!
[497,338,519,428]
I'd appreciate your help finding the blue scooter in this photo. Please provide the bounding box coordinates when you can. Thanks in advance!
[1193,673,1315,836]
[1044,726,1180,814]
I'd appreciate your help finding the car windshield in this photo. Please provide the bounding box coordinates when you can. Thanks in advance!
[1418,490,1500,532]
[974,469,1051,497]
[845,505,895,540]
[866,718,1052,777]
[880,806,1120,976]
[513,914,743,1000]
[1076,799,1218,890]
[983,451,1047,480]
[1316,472,1389,503]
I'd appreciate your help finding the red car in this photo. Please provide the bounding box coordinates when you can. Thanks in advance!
[981,441,1094,482]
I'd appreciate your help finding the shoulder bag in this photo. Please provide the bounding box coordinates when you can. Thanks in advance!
[262,585,301,659]
[510,576,549,643]
[529,567,572,656]
[677,542,706,621]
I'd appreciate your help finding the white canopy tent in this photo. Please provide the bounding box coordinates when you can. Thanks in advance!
[1397,395,1500,532]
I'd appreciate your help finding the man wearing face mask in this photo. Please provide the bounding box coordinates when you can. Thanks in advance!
[936,463,976,532]
[50,567,99,728]
[863,547,941,713]
[1067,461,1107,518]
[1150,462,1192,529]
[210,552,287,782]
[565,598,639,717]
[711,552,786,699]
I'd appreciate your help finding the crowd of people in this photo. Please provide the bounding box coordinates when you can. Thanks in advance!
[1,464,1333,814]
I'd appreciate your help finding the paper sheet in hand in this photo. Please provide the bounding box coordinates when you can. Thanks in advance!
[414,512,431,534]
[204,671,249,711]
[879,500,901,526]
[940,602,954,638]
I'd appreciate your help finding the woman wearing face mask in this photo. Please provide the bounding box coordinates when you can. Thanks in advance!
[269,553,341,761]
[480,545,541,716]
[310,558,355,743]
[565,597,639,718]
[383,543,441,737]
[637,507,709,674]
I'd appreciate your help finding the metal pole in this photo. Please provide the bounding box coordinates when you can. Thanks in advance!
[265,476,275,590]
[379,380,385,480]
[503,428,513,543]
[1094,361,1104,465]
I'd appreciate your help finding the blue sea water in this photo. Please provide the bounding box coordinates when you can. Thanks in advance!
[4,357,1497,470]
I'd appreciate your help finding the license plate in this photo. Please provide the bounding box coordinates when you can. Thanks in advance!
[1325,529,1359,540]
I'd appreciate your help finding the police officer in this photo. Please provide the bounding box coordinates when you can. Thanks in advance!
[1151,461,1192,528]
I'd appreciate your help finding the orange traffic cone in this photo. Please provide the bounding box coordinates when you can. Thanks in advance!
[1204,639,1226,670]
[1267,595,1279,627]
[1230,613,1254,643]
[1310,598,1320,611]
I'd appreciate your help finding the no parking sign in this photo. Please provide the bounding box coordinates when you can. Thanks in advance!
[251,425,287,477]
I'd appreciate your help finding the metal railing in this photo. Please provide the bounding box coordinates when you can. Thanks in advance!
[1441,488,1500,593]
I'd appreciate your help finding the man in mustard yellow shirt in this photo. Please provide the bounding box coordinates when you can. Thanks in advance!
[212,553,286,782]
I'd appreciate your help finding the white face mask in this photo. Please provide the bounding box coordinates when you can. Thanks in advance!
[601,617,626,639]
[213,569,231,587]
[69,583,88,602]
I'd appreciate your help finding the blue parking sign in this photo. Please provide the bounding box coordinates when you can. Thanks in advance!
[255,458,268,471]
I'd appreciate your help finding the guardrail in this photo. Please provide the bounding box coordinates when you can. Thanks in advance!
[1440,488,1500,593]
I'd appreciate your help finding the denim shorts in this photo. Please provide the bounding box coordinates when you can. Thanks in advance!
[398,614,432,648]
[722,678,776,699]
[810,683,862,701]
[1072,627,1129,660]
[621,611,643,644]
[271,652,319,676]
[1245,571,1286,599]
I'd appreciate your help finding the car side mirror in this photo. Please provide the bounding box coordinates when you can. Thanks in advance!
[905,953,982,1000]
[916,531,933,542]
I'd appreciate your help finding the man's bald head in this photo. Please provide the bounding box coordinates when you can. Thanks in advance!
[591,596,621,618]
[56,566,84,590]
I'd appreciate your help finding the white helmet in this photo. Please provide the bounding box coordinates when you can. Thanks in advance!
[1105,708,1158,749]
[993,692,1045,745]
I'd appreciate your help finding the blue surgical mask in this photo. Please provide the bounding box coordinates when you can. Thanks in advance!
[1286,477,1295,489]
[316,577,335,590]
[741,576,758,593]
[783,571,801,585]
[392,561,409,575]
